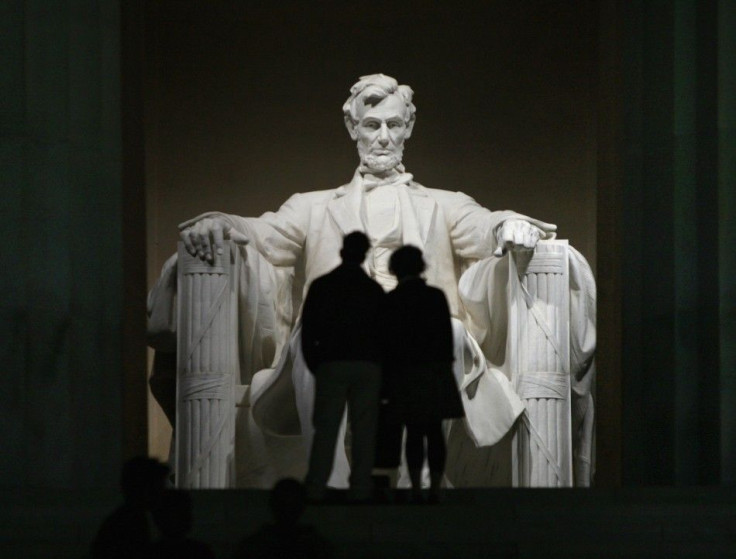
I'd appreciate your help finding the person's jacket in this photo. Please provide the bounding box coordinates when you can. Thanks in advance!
[301,262,385,372]
[379,277,464,421]
[381,277,453,368]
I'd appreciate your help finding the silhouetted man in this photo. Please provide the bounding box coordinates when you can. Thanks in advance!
[301,231,385,501]
[233,478,330,559]
[91,456,169,559]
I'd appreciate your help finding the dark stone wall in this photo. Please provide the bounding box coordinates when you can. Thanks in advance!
[618,0,730,485]
[0,0,126,490]
[718,0,736,485]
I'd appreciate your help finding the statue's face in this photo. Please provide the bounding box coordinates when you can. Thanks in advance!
[351,93,414,174]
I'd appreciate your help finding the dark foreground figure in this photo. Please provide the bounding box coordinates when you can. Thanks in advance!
[233,478,331,559]
[146,489,214,559]
[91,456,169,559]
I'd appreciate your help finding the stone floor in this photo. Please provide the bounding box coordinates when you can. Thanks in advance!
[3,487,736,558]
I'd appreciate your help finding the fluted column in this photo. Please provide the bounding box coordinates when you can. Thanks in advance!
[176,243,238,488]
[510,241,572,487]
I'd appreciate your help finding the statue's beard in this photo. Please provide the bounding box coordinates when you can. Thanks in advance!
[358,144,404,174]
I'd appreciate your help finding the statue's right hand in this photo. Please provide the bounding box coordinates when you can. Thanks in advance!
[179,216,249,263]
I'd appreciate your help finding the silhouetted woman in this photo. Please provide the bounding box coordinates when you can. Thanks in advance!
[380,246,464,503]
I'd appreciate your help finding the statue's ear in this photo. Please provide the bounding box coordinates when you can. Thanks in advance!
[345,116,359,140]
[405,115,416,139]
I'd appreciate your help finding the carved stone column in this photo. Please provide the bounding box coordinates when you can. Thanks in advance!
[176,243,238,488]
[510,241,572,487]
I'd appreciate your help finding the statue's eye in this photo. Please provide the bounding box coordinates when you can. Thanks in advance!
[364,121,380,130]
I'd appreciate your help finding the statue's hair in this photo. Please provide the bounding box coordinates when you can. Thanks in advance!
[343,73,416,124]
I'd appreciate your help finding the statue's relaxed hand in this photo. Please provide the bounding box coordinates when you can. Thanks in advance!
[179,216,250,264]
[493,218,556,256]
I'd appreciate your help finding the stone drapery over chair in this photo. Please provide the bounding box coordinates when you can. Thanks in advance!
[163,240,595,489]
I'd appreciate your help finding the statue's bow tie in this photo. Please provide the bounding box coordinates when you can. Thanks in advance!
[362,171,414,192]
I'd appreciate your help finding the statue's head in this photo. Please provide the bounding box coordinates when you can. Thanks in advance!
[343,74,416,175]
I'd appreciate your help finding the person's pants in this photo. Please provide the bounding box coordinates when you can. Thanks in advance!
[373,405,403,469]
[305,361,381,499]
[405,421,446,475]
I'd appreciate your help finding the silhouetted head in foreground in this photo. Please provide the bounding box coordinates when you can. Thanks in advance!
[153,490,193,539]
[269,478,306,527]
[120,456,169,509]
[340,231,371,264]
[389,245,425,280]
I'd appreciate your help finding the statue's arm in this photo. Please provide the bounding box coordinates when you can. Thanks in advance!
[178,192,313,267]
[146,192,313,424]
[146,189,309,346]
[444,191,556,259]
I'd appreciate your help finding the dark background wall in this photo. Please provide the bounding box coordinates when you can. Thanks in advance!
[0,0,130,491]
[719,0,736,486]
[615,0,734,485]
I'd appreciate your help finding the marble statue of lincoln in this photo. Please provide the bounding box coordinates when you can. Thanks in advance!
[148,73,596,488]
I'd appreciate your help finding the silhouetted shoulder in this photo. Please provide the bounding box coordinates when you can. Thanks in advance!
[234,523,331,559]
[365,273,387,294]
[428,283,450,301]
[146,538,215,559]
[91,505,151,559]
[306,273,330,291]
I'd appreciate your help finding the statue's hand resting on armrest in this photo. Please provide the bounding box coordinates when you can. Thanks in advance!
[493,218,557,257]
[178,215,251,264]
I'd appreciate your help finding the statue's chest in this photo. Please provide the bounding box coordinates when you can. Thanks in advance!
[364,186,401,242]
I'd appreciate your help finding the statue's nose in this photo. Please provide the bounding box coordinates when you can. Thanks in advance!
[378,124,390,145]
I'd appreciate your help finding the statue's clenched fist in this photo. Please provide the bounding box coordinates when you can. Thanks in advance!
[179,216,250,263]
[493,218,556,257]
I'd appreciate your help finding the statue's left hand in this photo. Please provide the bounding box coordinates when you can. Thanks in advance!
[493,219,556,256]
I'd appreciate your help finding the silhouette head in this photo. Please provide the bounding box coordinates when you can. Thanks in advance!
[120,456,169,508]
[340,231,371,264]
[152,490,193,539]
[389,245,425,280]
[269,478,306,526]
